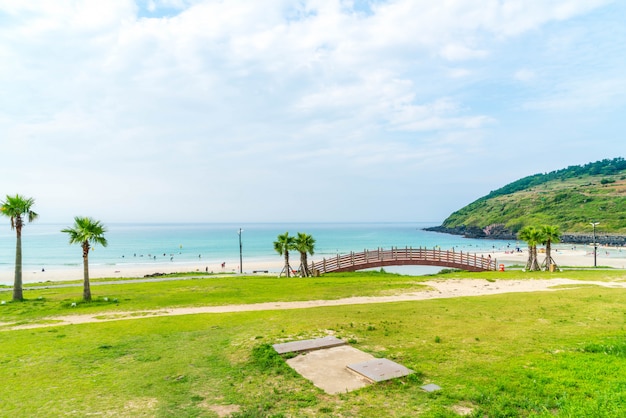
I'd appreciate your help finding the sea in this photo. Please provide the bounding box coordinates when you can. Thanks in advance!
[0,222,519,285]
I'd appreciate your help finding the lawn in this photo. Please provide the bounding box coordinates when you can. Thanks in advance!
[1,270,625,417]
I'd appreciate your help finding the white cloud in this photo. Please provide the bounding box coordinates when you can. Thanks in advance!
[440,44,488,61]
[514,69,536,82]
[524,77,626,111]
[387,97,495,131]
[0,0,622,222]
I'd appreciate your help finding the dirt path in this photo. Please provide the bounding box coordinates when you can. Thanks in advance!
[4,278,625,331]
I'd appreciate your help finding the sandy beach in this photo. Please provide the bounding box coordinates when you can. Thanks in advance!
[482,245,626,270]
[3,257,282,285]
[3,244,625,286]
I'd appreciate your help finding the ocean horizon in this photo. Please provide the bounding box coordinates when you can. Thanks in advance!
[0,222,518,284]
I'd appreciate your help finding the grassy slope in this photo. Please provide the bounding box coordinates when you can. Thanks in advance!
[442,171,626,233]
[1,271,626,417]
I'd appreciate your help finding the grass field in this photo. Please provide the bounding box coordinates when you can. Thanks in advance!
[1,270,625,417]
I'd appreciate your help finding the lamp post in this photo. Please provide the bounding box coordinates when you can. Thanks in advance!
[590,222,599,268]
[238,228,243,274]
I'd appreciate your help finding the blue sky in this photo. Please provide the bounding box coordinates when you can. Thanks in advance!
[1,0,624,223]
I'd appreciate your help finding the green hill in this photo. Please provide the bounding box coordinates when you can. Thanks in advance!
[434,158,626,238]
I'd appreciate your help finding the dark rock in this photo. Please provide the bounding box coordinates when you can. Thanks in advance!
[560,234,626,246]
[144,272,166,277]
[425,226,626,246]
[424,224,516,240]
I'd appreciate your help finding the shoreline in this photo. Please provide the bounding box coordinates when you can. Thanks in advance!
[2,244,626,286]
[0,257,287,286]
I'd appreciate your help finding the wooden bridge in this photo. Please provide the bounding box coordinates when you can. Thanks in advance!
[310,247,497,274]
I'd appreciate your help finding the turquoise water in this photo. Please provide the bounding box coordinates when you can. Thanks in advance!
[0,222,516,282]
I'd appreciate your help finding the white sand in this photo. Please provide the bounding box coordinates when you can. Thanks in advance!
[482,245,626,269]
[2,258,285,285]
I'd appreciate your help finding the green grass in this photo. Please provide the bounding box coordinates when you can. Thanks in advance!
[1,269,624,325]
[1,269,621,321]
[1,270,626,417]
[0,271,433,323]
[442,170,626,233]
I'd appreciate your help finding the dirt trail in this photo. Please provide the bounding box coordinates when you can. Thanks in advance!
[3,278,625,331]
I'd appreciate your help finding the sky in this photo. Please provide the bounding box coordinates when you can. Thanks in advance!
[1,0,625,224]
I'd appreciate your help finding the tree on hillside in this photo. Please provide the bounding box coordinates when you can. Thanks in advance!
[62,217,108,301]
[540,225,561,271]
[294,232,316,277]
[1,194,38,301]
[273,232,295,277]
[518,225,542,271]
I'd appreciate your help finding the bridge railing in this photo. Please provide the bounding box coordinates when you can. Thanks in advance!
[310,247,496,273]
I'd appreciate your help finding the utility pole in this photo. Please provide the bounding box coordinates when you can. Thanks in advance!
[238,228,243,274]
[590,222,599,268]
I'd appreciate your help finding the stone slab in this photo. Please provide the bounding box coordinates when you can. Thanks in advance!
[286,345,375,394]
[273,336,346,354]
[421,383,442,392]
[347,358,414,382]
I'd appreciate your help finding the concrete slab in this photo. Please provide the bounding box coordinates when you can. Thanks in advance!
[286,345,375,394]
[273,336,346,354]
[421,383,442,392]
[347,358,414,382]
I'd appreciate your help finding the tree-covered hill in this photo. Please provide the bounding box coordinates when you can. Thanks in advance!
[430,158,626,240]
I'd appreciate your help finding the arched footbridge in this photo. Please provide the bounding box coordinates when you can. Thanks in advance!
[310,247,497,274]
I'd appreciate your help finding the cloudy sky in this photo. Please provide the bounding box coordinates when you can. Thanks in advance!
[1,0,624,224]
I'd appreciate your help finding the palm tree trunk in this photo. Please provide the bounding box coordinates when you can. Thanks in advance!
[544,241,554,270]
[284,251,291,277]
[299,252,309,277]
[302,253,310,277]
[13,228,23,301]
[525,245,533,270]
[526,244,540,271]
[82,243,92,301]
[531,245,540,271]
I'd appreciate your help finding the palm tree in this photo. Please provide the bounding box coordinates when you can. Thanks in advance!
[61,217,108,301]
[294,232,316,277]
[540,225,561,271]
[1,194,38,301]
[518,225,542,271]
[273,232,295,277]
